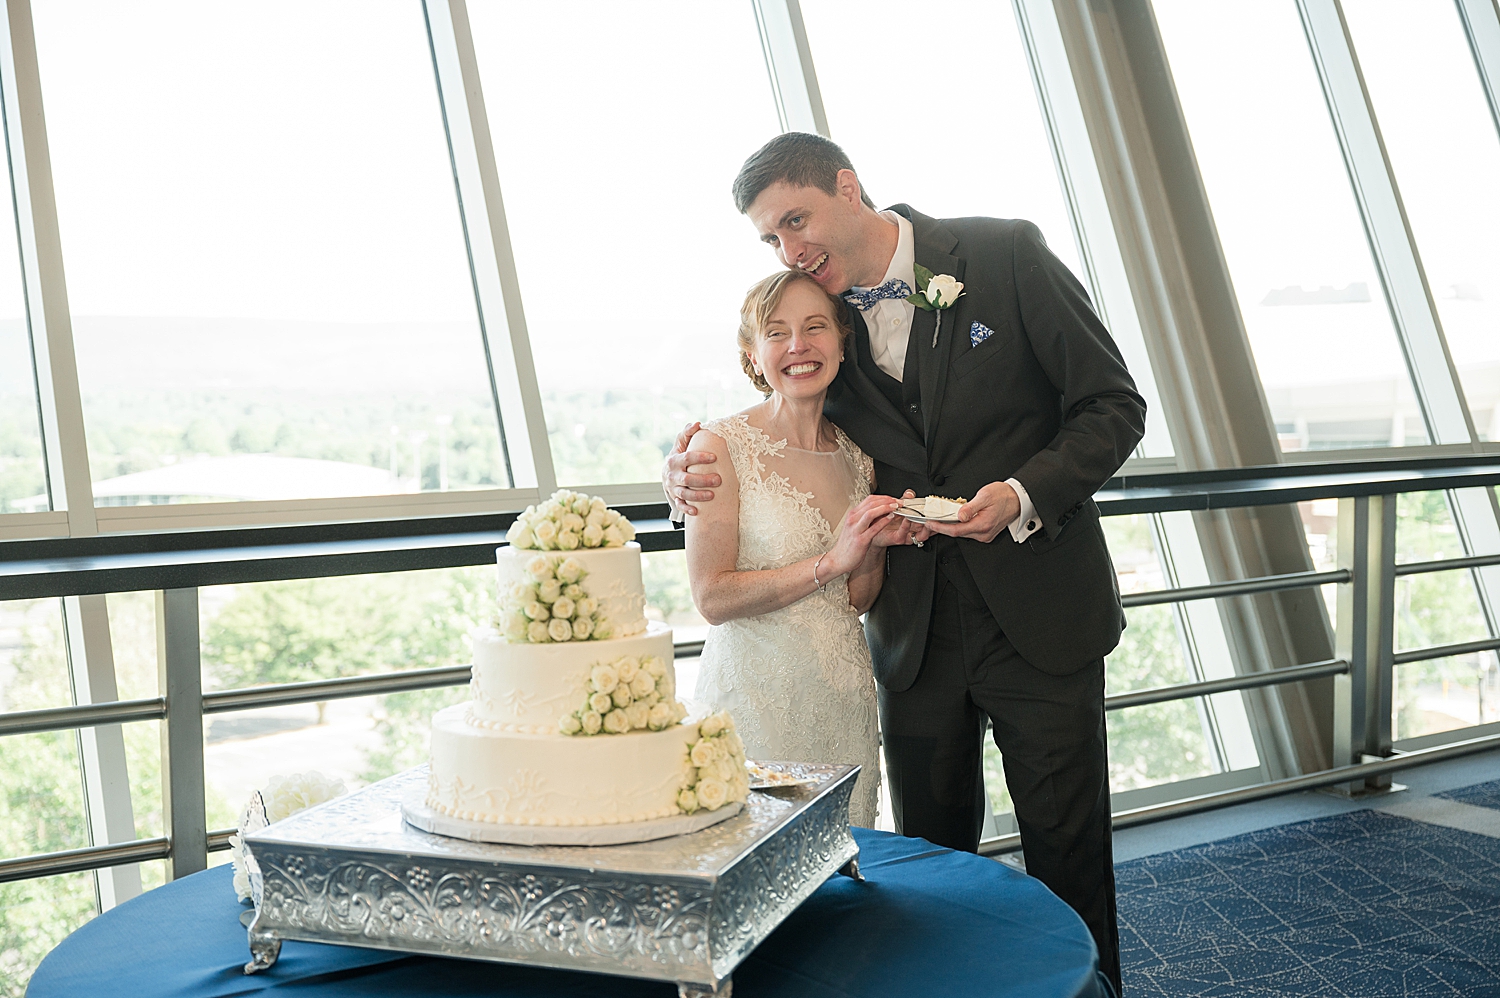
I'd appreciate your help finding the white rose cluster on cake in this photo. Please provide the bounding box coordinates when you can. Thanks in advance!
[558,653,689,736]
[426,494,749,828]
[506,489,637,552]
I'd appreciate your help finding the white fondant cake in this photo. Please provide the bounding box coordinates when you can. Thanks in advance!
[468,621,675,734]
[425,490,748,831]
[496,542,648,638]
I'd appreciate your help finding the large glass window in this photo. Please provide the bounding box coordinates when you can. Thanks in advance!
[801,0,1081,276]
[1342,1,1500,442]
[468,2,777,488]
[32,1,505,507]
[1154,0,1429,453]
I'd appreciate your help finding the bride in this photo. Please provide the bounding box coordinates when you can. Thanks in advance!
[684,270,908,827]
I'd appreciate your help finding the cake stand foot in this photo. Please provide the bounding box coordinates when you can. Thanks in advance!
[678,977,731,997]
[838,855,864,882]
[243,911,282,974]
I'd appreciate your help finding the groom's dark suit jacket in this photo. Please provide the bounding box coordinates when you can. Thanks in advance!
[824,206,1146,690]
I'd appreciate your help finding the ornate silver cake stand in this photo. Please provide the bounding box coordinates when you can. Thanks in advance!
[242,762,861,997]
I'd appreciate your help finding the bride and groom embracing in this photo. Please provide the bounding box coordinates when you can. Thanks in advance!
[663,132,1145,994]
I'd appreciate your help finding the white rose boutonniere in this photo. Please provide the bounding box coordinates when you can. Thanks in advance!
[906,263,966,347]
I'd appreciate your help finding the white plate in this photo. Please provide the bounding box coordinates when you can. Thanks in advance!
[893,509,962,524]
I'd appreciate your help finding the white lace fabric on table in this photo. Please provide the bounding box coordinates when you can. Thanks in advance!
[693,414,882,827]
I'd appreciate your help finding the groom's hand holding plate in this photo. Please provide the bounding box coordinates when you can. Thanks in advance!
[923,480,1021,544]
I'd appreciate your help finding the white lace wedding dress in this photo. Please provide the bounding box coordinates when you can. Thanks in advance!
[693,414,882,827]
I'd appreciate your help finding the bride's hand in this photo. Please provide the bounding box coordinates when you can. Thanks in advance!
[867,495,912,549]
[820,496,903,580]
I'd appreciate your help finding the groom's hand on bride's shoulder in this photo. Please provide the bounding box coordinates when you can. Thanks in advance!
[663,421,721,517]
[927,481,1020,544]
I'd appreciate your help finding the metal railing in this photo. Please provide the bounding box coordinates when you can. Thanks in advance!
[2,461,1500,880]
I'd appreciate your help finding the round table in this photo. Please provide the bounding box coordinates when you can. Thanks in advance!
[29,829,1107,998]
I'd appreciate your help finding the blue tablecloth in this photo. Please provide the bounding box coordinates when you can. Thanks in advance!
[29,829,1106,998]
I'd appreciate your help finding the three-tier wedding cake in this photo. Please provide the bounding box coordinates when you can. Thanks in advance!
[424,491,749,831]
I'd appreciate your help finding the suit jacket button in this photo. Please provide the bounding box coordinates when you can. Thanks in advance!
[932,474,946,487]
[908,403,919,414]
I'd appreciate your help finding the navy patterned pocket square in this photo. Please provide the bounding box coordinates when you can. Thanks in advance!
[970,321,996,348]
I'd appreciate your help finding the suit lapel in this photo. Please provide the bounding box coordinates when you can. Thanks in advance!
[893,206,965,450]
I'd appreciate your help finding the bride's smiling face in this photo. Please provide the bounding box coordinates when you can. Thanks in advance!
[749,280,844,402]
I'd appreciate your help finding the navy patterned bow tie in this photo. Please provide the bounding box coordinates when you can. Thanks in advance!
[842,278,913,311]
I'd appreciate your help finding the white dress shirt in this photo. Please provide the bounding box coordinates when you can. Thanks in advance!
[848,212,1041,544]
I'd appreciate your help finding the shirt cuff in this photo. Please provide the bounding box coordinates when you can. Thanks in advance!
[1005,478,1040,543]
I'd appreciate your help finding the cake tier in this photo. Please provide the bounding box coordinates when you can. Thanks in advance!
[497,541,647,638]
[469,621,675,733]
[427,703,700,826]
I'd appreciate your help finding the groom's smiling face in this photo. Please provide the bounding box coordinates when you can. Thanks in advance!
[748,171,885,294]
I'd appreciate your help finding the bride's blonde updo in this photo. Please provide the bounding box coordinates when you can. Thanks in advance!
[737,270,854,395]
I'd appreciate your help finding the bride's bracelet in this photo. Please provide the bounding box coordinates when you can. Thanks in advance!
[812,553,826,591]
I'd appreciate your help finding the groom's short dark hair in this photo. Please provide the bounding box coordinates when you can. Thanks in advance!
[732,132,877,214]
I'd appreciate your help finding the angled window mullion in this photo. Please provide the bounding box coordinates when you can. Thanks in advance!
[1299,0,1500,636]
[752,0,828,137]
[422,0,553,497]
[1456,0,1500,140]
[0,0,140,910]
[1298,0,1475,448]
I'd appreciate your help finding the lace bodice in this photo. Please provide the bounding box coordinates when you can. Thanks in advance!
[693,415,882,827]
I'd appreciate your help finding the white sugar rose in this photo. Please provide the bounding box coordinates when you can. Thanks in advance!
[603,708,630,734]
[695,778,729,811]
[509,582,535,602]
[641,690,660,707]
[644,656,666,679]
[533,520,558,547]
[690,740,715,768]
[648,702,673,730]
[582,523,603,547]
[620,519,637,542]
[538,498,562,518]
[590,664,619,694]
[502,611,528,640]
[527,621,551,643]
[590,692,613,714]
[507,525,535,550]
[586,509,606,528]
[561,512,586,532]
[604,509,622,526]
[581,710,602,734]
[537,579,562,603]
[590,497,607,515]
[551,597,575,621]
[699,713,726,738]
[557,558,585,584]
[575,597,597,618]
[616,657,639,682]
[630,672,655,699]
[612,686,633,709]
[563,584,585,599]
[925,273,964,308]
[556,529,580,551]
[525,555,552,582]
[602,525,624,547]
[677,788,699,813]
[625,701,650,730]
[713,756,737,781]
[558,714,582,735]
[572,617,593,640]
[523,601,549,622]
[547,618,573,642]
[726,730,744,756]
[592,618,614,640]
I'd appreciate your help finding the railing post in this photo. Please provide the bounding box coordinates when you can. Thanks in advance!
[1332,495,1398,795]
[156,588,206,879]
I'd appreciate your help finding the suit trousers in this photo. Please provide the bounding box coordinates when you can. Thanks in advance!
[878,567,1121,994]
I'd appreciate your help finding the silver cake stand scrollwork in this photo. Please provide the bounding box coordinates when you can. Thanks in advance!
[242,762,861,998]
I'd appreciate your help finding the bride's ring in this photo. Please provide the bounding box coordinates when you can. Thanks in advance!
[913,537,924,548]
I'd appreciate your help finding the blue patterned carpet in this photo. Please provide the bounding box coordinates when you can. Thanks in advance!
[1435,778,1500,812]
[1116,808,1500,997]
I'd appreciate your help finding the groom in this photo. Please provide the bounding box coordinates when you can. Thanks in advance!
[665,133,1144,992]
